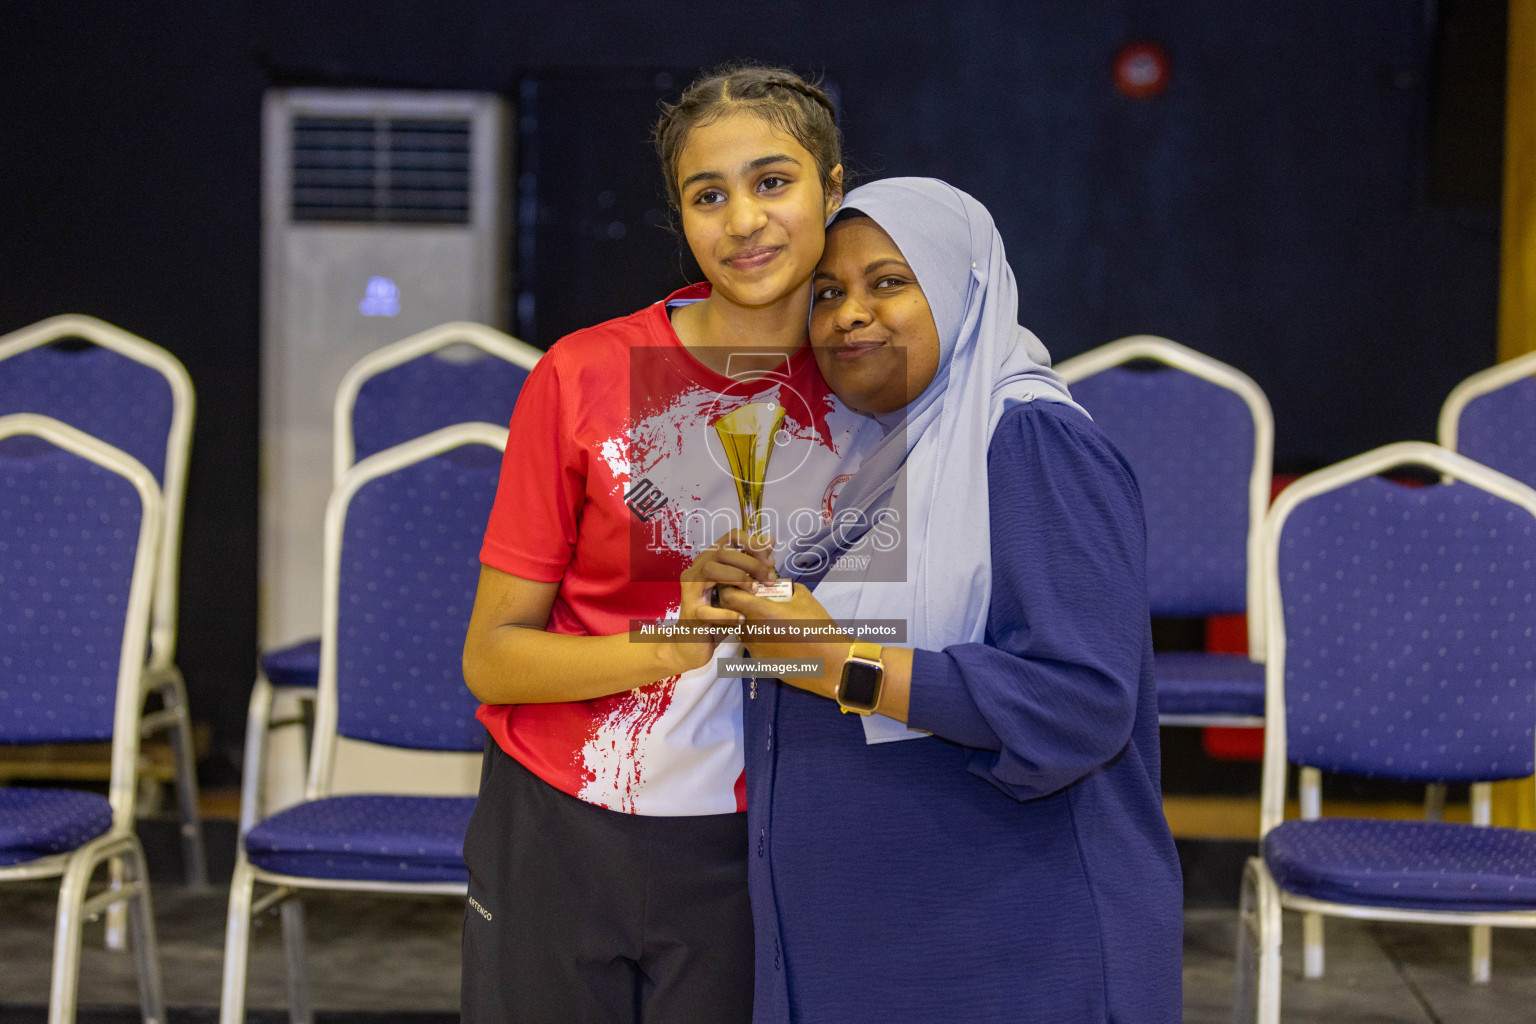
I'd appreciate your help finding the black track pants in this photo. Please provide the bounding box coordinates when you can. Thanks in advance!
[461,740,754,1024]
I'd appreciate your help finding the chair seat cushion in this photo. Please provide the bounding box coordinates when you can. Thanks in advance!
[261,639,321,689]
[1154,651,1265,718]
[1264,818,1536,913]
[244,794,475,884]
[0,788,113,866]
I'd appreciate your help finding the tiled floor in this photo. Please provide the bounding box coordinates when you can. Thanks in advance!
[1185,908,1536,1023]
[4,880,1536,1022]
[0,882,461,1017]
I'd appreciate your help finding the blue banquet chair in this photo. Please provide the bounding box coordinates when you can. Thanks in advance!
[220,422,507,1024]
[1435,348,1536,974]
[1234,442,1536,1023]
[0,315,204,888]
[1057,335,1274,725]
[1440,345,1536,500]
[257,322,539,712]
[0,413,167,1024]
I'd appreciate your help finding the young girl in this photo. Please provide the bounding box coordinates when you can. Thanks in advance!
[459,65,858,1022]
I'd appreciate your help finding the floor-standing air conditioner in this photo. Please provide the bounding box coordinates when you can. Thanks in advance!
[260,88,510,654]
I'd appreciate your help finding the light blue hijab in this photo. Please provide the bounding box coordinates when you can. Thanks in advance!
[786,177,1085,743]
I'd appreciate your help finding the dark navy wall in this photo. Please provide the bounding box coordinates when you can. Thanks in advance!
[255,0,1500,463]
[0,1,1503,769]
[840,3,1499,465]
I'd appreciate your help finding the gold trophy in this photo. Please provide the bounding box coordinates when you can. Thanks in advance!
[713,401,794,600]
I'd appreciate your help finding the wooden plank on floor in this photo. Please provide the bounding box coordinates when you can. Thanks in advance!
[1164,795,1472,840]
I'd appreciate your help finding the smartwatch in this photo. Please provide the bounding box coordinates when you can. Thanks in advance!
[836,641,884,715]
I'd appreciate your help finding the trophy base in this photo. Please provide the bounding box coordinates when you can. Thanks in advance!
[752,578,794,602]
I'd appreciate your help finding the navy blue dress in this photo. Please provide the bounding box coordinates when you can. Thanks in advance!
[743,402,1182,1024]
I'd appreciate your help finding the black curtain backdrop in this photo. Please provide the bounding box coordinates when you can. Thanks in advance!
[0,0,1504,775]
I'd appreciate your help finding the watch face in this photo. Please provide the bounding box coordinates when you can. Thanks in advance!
[840,661,882,712]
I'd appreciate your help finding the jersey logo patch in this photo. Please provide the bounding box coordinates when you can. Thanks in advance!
[821,473,853,524]
[624,477,671,522]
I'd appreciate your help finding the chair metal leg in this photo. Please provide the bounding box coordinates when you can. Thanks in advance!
[160,671,209,887]
[1257,875,1282,1024]
[220,856,258,1024]
[123,841,167,1024]
[1423,782,1447,822]
[1297,767,1324,980]
[280,899,314,1024]
[1233,859,1259,1024]
[1471,924,1492,984]
[1302,913,1324,979]
[105,857,127,952]
[143,669,208,887]
[51,837,157,1024]
[49,856,92,1024]
[1470,781,1492,982]
[1235,857,1283,1024]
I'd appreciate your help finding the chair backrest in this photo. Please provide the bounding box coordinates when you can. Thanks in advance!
[1259,442,1536,835]
[1058,335,1274,658]
[0,414,162,828]
[1439,349,1536,488]
[333,322,540,481]
[0,315,194,666]
[306,422,509,799]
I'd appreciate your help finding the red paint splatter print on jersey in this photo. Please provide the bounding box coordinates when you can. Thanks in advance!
[477,285,866,814]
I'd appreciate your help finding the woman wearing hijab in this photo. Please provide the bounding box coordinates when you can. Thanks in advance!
[686,178,1183,1023]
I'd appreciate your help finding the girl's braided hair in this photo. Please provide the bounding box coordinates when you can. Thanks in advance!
[653,63,843,211]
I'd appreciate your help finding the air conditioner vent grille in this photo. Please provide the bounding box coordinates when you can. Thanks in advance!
[291,116,472,224]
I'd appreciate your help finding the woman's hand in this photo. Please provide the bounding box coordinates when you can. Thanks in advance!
[668,530,777,673]
[718,582,854,700]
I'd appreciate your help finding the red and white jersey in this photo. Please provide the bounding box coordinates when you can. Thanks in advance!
[478,284,864,815]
